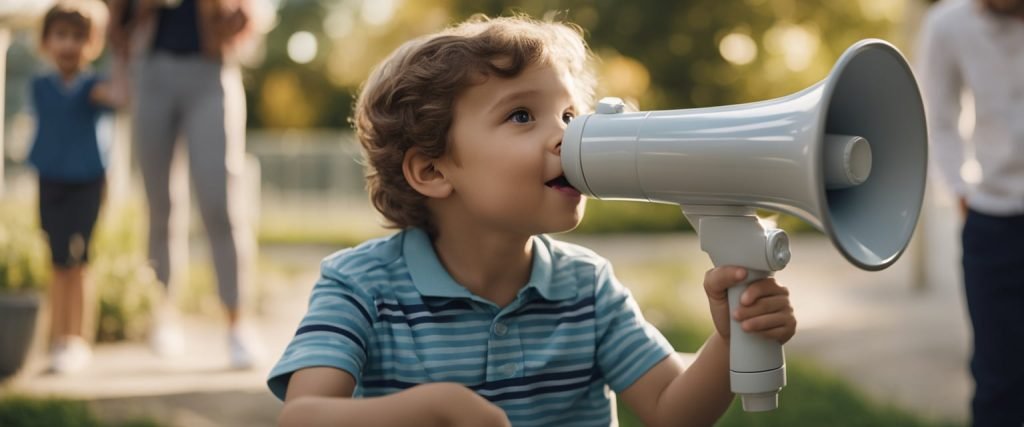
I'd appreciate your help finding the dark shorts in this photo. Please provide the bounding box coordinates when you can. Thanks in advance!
[38,176,105,267]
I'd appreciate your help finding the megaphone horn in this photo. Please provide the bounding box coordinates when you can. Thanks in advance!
[562,39,927,411]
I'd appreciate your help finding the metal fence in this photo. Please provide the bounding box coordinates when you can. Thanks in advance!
[247,129,372,217]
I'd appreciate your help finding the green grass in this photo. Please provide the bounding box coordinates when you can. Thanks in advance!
[0,395,160,427]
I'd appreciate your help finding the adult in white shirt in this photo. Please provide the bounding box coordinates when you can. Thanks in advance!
[917,0,1024,425]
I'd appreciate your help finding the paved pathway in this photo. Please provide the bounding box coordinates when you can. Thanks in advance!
[2,234,970,426]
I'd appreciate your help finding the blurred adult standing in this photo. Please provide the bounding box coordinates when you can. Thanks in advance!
[107,0,259,369]
[917,0,1024,424]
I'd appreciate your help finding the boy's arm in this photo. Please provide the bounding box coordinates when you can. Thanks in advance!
[618,334,733,427]
[90,55,130,109]
[619,266,795,427]
[279,367,510,427]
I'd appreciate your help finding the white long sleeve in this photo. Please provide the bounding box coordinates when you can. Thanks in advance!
[916,2,968,197]
[914,0,1024,215]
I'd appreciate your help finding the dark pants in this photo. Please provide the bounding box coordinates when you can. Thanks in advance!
[38,176,105,267]
[962,209,1024,427]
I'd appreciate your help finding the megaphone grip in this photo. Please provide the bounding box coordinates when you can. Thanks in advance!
[690,212,788,410]
[727,272,786,411]
[727,273,786,372]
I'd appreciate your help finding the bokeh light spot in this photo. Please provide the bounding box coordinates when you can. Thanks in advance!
[287,31,318,64]
[719,32,757,65]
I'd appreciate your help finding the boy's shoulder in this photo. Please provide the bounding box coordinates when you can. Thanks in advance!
[319,231,406,282]
[30,72,54,90]
[538,234,611,272]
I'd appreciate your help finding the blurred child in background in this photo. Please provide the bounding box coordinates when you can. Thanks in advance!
[28,0,128,374]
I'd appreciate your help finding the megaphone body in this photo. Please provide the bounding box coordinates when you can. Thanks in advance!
[562,39,927,411]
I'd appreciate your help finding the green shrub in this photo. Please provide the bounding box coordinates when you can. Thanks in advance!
[0,395,162,427]
[574,199,694,234]
[0,395,100,427]
[0,207,50,294]
[571,200,818,235]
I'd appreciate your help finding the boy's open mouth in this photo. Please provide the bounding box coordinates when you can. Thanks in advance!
[545,175,581,195]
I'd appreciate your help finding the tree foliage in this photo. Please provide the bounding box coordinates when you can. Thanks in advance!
[248,0,904,129]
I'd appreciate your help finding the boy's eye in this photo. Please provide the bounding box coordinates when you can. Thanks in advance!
[508,110,533,124]
[562,112,575,124]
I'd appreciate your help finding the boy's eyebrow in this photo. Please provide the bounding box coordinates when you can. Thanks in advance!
[486,89,543,115]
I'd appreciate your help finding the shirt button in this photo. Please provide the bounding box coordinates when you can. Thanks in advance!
[500,363,518,377]
[493,322,509,336]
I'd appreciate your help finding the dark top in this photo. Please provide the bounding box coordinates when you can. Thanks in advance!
[152,0,201,54]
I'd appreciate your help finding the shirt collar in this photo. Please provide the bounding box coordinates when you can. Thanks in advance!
[403,228,577,304]
[46,69,92,94]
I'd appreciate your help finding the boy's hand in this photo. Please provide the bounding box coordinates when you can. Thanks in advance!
[423,383,510,427]
[703,266,796,344]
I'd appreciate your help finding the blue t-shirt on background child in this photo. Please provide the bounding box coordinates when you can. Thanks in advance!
[28,71,112,183]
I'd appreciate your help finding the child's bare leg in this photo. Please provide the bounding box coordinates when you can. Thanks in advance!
[65,265,85,339]
[49,267,70,344]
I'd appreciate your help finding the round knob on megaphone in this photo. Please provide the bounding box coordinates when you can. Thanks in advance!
[823,134,872,189]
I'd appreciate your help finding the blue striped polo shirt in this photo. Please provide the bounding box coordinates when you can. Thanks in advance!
[267,228,674,426]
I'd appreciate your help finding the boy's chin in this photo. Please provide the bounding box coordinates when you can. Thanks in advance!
[547,208,586,234]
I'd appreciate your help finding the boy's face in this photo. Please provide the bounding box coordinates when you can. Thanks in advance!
[43,20,91,75]
[438,61,586,235]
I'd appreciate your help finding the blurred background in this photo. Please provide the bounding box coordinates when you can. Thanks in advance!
[2,0,937,238]
[1,0,972,426]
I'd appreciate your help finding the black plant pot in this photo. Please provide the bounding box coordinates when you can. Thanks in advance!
[0,292,41,379]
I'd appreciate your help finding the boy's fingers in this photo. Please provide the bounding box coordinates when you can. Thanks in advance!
[741,312,795,334]
[733,295,792,320]
[740,279,789,306]
[704,266,747,298]
[752,324,796,343]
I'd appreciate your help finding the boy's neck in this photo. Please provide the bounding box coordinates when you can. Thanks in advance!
[56,67,84,85]
[430,224,533,308]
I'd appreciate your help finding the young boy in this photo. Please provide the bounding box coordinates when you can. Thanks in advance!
[268,15,796,426]
[28,0,127,374]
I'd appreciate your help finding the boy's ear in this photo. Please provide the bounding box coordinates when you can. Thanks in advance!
[402,148,453,199]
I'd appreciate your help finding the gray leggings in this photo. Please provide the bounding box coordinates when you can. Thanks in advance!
[133,52,251,309]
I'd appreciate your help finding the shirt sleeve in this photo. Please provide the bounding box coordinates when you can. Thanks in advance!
[915,9,968,196]
[83,74,114,114]
[593,261,674,392]
[266,274,377,400]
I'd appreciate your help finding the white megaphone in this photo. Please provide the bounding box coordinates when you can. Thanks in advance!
[562,39,927,411]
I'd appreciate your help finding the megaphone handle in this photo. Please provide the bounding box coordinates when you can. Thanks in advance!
[726,269,786,411]
[685,211,788,411]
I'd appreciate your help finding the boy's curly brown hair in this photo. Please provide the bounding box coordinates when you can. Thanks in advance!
[41,0,109,63]
[353,14,597,234]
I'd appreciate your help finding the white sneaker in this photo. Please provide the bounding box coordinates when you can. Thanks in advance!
[51,336,92,374]
[149,320,186,358]
[228,327,264,370]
